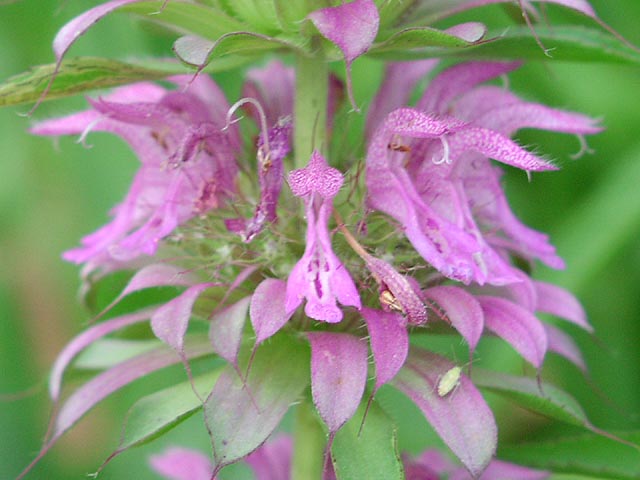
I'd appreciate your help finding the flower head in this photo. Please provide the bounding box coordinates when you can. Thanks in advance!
[366,61,601,285]
[31,75,239,274]
[285,150,361,322]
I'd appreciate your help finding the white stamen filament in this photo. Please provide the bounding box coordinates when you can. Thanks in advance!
[433,135,451,165]
[570,135,594,160]
[223,97,271,161]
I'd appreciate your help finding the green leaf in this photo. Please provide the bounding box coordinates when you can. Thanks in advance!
[370,25,640,65]
[370,26,474,54]
[331,401,404,480]
[214,0,283,34]
[499,431,640,480]
[173,32,306,69]
[74,338,161,370]
[116,370,222,452]
[121,0,248,41]
[473,368,591,428]
[0,57,177,108]
[204,333,310,472]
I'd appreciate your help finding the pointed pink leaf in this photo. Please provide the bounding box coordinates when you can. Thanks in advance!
[393,348,497,477]
[209,296,250,367]
[445,22,487,42]
[361,307,408,391]
[423,286,484,353]
[534,281,592,332]
[308,0,379,110]
[53,0,143,62]
[250,278,292,345]
[49,308,156,401]
[543,323,587,372]
[478,272,537,313]
[308,332,369,433]
[29,337,213,471]
[204,335,308,472]
[308,0,379,63]
[149,447,212,480]
[478,296,548,368]
[151,283,216,352]
[98,263,197,319]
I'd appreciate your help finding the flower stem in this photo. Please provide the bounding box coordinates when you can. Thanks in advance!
[294,51,328,169]
[291,398,327,480]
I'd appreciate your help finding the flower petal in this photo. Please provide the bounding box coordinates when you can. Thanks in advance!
[393,348,497,477]
[308,332,369,433]
[308,0,379,110]
[543,323,587,372]
[151,283,215,353]
[534,281,592,332]
[49,308,155,401]
[32,338,213,473]
[149,447,213,480]
[245,434,292,480]
[478,296,548,368]
[449,126,557,172]
[251,278,292,345]
[423,286,484,353]
[416,61,521,114]
[365,59,438,137]
[210,296,251,367]
[362,307,408,391]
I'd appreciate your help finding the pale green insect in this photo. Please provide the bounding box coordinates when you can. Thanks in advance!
[436,365,463,397]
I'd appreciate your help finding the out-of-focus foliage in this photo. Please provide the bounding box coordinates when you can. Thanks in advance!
[1,1,639,479]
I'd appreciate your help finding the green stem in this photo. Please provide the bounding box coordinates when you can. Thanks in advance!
[294,51,329,169]
[291,399,327,480]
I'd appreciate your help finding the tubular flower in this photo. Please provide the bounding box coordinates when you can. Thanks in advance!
[366,61,601,285]
[31,75,239,274]
[285,150,361,322]
[18,0,621,474]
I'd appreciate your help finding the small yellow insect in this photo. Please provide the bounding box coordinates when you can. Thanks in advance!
[437,365,463,398]
[379,289,405,314]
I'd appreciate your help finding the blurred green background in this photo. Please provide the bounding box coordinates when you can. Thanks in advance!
[1,1,639,478]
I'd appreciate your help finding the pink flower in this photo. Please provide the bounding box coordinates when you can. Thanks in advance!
[149,435,292,480]
[366,61,601,285]
[285,151,361,322]
[31,75,239,273]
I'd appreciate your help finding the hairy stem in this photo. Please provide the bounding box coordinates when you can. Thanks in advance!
[294,51,328,168]
[291,398,327,480]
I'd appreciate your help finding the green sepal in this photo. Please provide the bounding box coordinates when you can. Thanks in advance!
[473,368,591,429]
[370,26,475,55]
[371,25,640,65]
[121,0,248,41]
[0,57,180,108]
[331,400,404,480]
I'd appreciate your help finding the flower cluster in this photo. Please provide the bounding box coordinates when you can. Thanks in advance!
[15,0,627,479]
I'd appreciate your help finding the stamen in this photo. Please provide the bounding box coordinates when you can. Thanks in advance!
[224,97,271,162]
[570,135,594,160]
[433,135,451,165]
[76,116,104,148]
